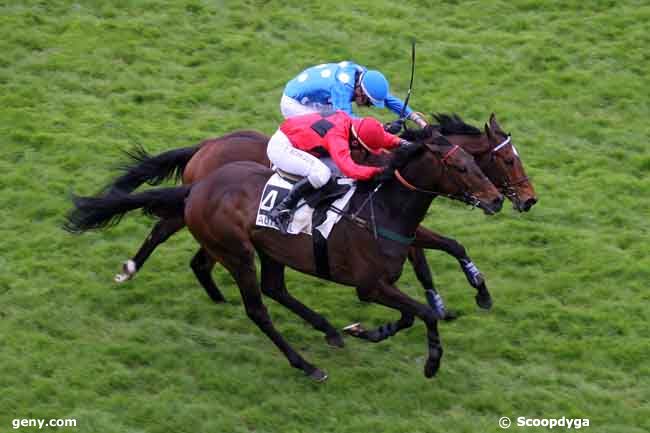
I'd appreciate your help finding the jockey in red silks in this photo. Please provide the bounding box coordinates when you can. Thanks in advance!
[267,110,402,234]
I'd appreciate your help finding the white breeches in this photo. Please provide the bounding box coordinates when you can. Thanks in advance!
[267,130,331,188]
[280,94,333,119]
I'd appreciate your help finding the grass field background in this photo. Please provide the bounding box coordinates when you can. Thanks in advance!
[1,1,648,432]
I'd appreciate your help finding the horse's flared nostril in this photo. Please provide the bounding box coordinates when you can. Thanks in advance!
[522,197,538,212]
[492,196,504,213]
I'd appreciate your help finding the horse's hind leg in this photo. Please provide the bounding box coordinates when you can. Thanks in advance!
[259,252,344,348]
[219,248,327,382]
[343,307,415,343]
[355,282,443,378]
[114,217,185,283]
[190,248,226,303]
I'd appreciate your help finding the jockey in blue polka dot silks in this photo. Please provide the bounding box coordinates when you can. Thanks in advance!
[281,61,428,128]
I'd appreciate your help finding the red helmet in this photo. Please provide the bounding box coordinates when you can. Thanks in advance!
[351,117,393,154]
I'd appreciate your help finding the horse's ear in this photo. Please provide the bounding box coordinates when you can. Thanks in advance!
[489,113,503,134]
[484,122,496,141]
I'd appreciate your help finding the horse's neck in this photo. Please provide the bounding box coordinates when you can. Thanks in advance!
[379,180,434,233]
[352,178,434,239]
[355,150,390,167]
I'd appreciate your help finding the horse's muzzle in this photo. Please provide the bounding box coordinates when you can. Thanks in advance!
[514,196,538,212]
[480,195,504,215]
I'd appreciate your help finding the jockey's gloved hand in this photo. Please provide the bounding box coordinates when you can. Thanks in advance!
[398,139,417,150]
[375,166,395,184]
[408,112,428,128]
[384,119,404,135]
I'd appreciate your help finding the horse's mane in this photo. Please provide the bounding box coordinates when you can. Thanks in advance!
[433,113,482,136]
[399,125,437,142]
[399,114,481,143]
[389,134,455,171]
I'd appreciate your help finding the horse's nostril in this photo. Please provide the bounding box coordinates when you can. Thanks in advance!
[492,196,504,212]
[523,197,538,211]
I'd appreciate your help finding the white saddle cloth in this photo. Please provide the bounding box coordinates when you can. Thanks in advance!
[256,173,355,238]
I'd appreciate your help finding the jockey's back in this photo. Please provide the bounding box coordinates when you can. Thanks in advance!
[279,111,353,154]
[283,62,361,114]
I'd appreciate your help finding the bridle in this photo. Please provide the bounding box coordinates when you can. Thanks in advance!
[488,133,530,199]
[392,143,483,208]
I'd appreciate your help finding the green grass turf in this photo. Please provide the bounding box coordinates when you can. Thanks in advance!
[1,1,648,432]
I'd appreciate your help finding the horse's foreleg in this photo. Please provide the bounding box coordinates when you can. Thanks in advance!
[221,250,326,382]
[353,282,443,378]
[407,247,457,320]
[114,217,185,283]
[190,248,226,303]
[412,226,492,310]
[259,252,344,348]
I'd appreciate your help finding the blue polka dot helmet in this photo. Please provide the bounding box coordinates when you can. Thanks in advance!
[359,70,388,108]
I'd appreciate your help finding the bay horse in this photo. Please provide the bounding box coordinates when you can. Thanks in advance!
[66,135,503,380]
[105,113,536,318]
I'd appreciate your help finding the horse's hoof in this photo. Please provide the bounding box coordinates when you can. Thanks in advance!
[424,358,440,378]
[308,368,328,382]
[475,293,493,310]
[325,333,345,348]
[114,260,137,283]
[114,273,129,283]
[442,310,460,321]
[342,322,364,337]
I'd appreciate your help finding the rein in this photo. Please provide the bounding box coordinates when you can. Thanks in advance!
[393,144,482,208]
[322,183,415,245]
[321,140,486,245]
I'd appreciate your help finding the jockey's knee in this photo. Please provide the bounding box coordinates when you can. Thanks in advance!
[307,164,331,188]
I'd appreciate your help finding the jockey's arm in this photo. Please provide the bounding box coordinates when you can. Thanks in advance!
[384,94,428,128]
[326,132,382,180]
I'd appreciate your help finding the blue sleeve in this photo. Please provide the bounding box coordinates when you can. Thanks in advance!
[330,81,355,116]
[385,93,412,117]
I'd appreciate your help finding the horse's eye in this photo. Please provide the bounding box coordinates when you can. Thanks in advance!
[505,158,515,165]
[456,165,467,173]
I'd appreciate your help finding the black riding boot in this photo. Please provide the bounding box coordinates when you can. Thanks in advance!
[269,178,314,235]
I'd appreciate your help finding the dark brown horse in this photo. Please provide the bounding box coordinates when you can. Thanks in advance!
[66,135,503,380]
[107,113,536,318]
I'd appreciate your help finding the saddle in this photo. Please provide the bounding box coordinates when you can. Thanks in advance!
[276,169,352,219]
[274,170,352,279]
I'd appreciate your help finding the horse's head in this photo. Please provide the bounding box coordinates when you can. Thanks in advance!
[480,114,538,212]
[430,113,538,213]
[391,134,504,215]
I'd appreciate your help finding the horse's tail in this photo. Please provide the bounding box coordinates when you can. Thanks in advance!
[105,145,199,194]
[64,185,191,233]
